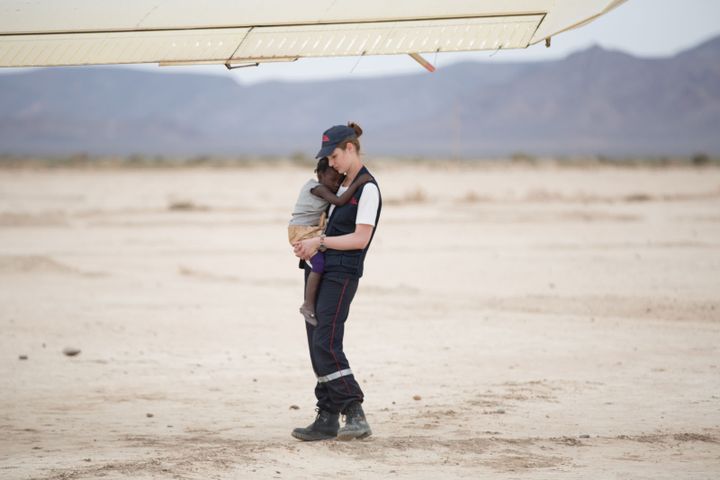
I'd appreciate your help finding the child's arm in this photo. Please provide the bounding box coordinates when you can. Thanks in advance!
[310,173,373,206]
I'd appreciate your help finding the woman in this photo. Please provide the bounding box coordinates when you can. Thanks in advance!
[292,122,382,441]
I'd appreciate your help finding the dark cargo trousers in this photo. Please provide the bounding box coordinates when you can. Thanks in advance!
[304,268,364,414]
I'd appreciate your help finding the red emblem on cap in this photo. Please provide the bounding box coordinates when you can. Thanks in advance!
[322,135,330,142]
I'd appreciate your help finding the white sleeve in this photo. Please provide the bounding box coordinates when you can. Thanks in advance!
[356,183,380,226]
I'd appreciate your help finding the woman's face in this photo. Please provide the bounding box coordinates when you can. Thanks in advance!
[328,145,352,174]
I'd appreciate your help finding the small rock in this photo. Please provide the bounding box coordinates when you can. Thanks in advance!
[579,434,590,438]
[146,413,154,418]
[83,458,92,462]
[18,354,28,360]
[413,395,422,401]
[495,409,506,414]
[289,405,300,410]
[62,347,81,357]
[252,378,258,382]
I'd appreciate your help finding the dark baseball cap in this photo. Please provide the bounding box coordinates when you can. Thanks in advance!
[315,125,357,159]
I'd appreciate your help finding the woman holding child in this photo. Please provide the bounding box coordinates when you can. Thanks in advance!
[291,122,382,441]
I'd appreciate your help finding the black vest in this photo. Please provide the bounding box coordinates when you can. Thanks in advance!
[324,166,382,278]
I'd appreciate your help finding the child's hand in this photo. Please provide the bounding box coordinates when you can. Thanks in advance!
[293,237,319,261]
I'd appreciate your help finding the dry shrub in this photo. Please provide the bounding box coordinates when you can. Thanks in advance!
[404,188,427,203]
[457,191,491,203]
[384,187,429,206]
[624,193,653,202]
[525,189,563,202]
[167,200,208,211]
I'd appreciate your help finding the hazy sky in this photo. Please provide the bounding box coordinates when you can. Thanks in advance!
[2,0,720,83]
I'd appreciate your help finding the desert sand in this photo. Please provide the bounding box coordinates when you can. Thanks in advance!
[1,161,719,479]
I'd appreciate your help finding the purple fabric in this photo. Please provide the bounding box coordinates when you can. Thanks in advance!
[310,251,325,274]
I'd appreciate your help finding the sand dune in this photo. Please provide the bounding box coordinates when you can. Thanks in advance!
[0,255,102,276]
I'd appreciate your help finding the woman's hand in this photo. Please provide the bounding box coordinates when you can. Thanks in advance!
[293,236,320,261]
[294,225,374,259]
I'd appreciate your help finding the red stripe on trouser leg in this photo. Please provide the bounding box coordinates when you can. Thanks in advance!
[329,278,351,393]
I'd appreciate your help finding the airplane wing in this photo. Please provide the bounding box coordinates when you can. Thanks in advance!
[0,0,626,69]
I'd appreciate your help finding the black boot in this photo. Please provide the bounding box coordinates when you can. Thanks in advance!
[291,409,339,441]
[337,402,372,441]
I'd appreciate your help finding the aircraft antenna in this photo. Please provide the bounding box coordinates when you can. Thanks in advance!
[349,51,366,74]
[409,53,435,72]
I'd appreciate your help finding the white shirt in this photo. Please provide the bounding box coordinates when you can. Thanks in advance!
[328,182,380,226]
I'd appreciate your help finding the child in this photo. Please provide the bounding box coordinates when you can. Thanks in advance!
[288,157,372,325]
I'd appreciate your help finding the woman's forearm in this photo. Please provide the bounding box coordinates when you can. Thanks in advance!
[324,224,373,251]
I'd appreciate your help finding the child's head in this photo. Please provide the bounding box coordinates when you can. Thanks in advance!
[315,157,342,193]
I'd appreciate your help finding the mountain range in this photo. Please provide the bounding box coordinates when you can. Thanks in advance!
[1,35,719,157]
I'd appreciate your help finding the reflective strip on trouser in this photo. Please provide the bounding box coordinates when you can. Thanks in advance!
[317,368,353,384]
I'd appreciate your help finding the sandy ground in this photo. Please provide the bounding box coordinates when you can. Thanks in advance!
[1,162,719,479]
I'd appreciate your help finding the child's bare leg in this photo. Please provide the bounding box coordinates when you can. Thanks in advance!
[300,272,321,326]
[300,251,325,326]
